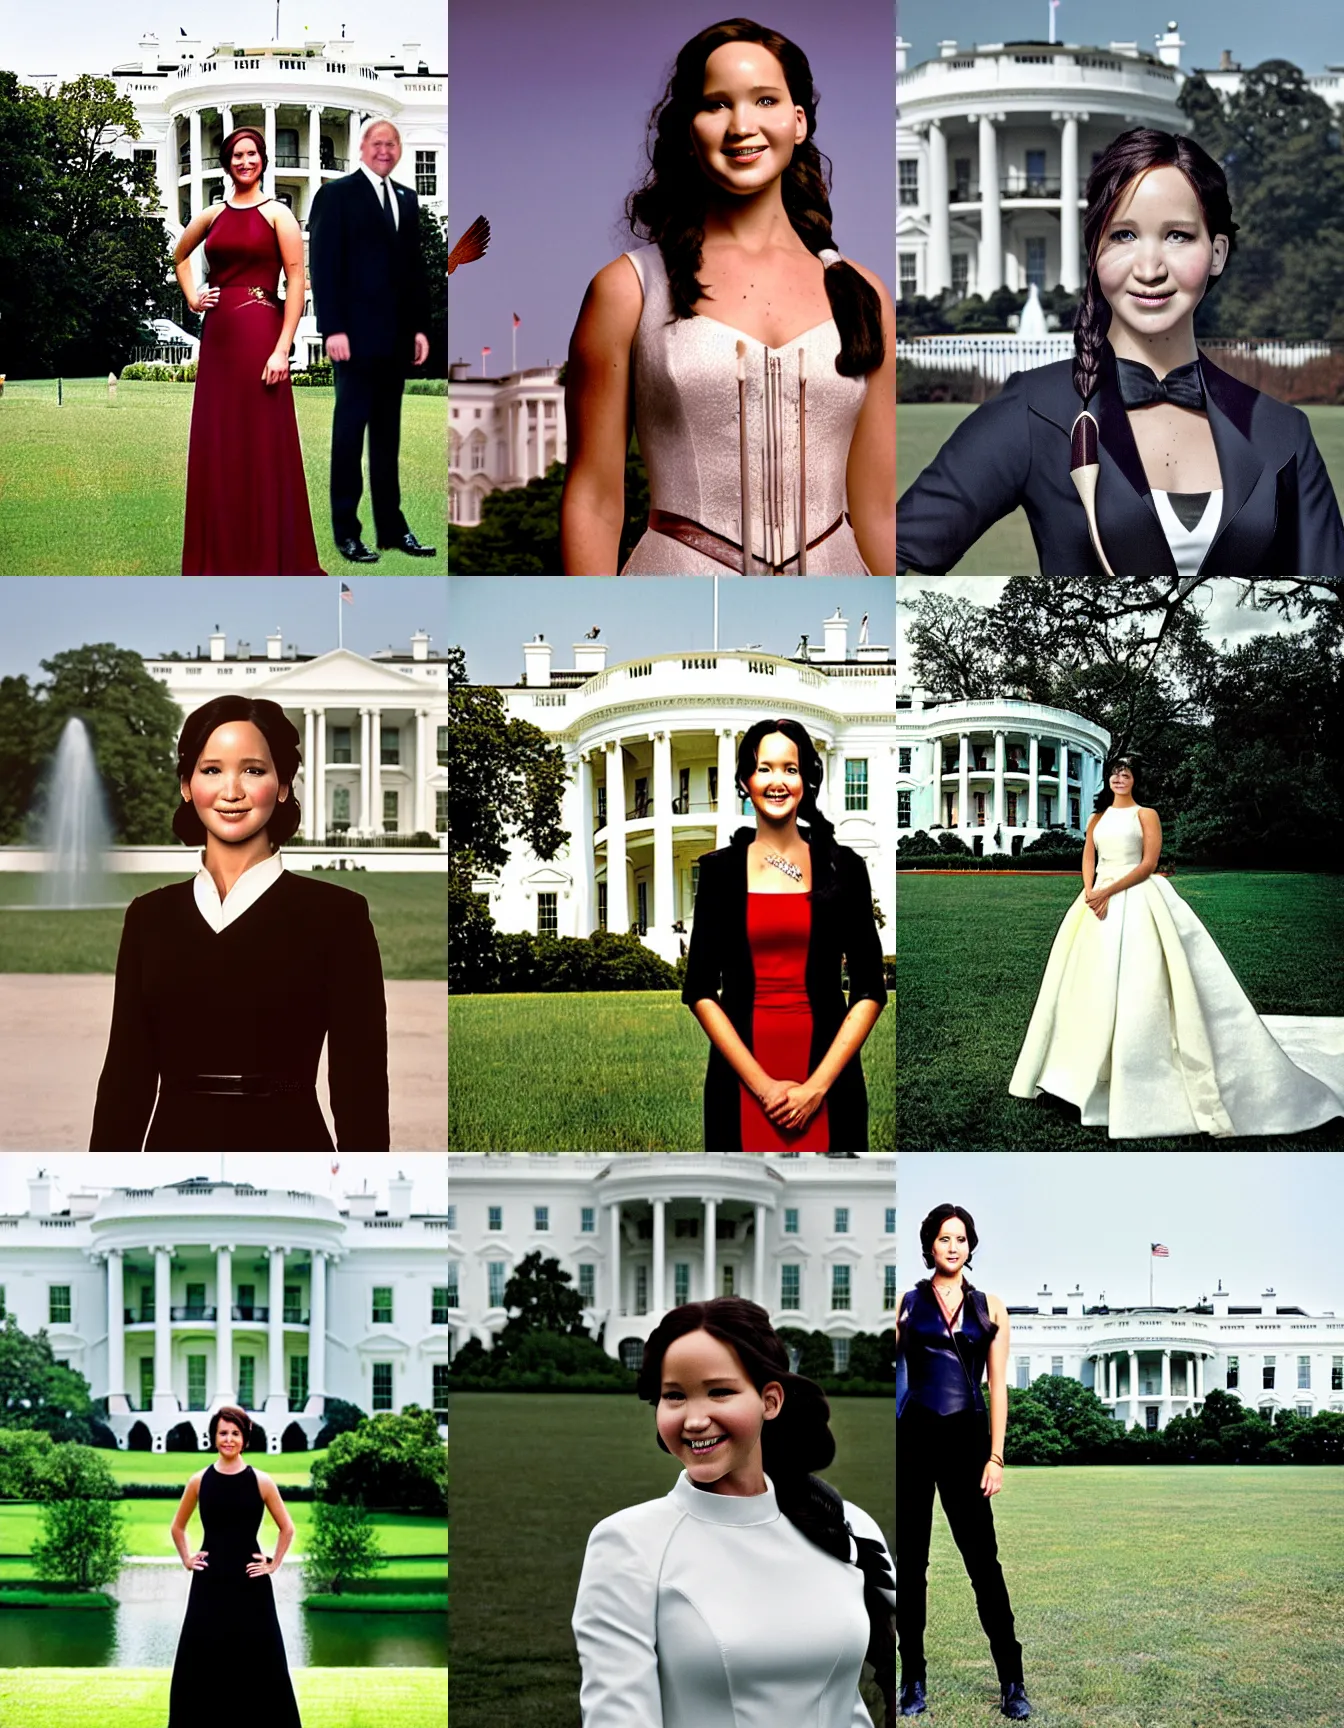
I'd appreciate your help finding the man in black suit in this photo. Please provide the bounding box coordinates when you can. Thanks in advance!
[309,118,437,563]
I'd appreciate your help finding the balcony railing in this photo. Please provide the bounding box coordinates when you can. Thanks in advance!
[171,1305,216,1321]
[283,1308,310,1324]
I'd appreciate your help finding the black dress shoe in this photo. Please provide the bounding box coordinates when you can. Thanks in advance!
[377,530,437,557]
[898,1679,927,1716]
[336,538,380,563]
[1000,1681,1032,1719]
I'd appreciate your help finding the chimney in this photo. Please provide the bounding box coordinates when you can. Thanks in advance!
[1154,21,1185,68]
[573,640,609,674]
[28,1171,59,1218]
[387,1173,413,1219]
[345,1188,377,1219]
[401,41,422,64]
[1260,1286,1277,1316]
[267,629,283,661]
[411,630,430,662]
[66,1189,99,1219]
[1067,1286,1085,1318]
[1036,1285,1052,1310]
[139,33,159,72]
[210,627,226,662]
[821,609,849,663]
[523,634,553,688]
[937,40,959,58]
[1219,49,1235,71]
[909,686,925,712]
[450,360,472,381]
[1212,1280,1231,1317]
[896,35,909,74]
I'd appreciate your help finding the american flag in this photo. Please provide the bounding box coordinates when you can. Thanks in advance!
[1151,1243,1170,1257]
[482,345,492,356]
[340,582,354,605]
[513,312,521,328]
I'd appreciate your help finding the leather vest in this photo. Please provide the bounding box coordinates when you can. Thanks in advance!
[897,1281,994,1416]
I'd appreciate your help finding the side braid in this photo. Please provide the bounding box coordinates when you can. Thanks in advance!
[1071,268,1111,407]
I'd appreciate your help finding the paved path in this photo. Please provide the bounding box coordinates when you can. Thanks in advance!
[0,976,445,1151]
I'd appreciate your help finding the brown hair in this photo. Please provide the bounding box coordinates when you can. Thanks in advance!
[219,127,269,180]
[209,1405,253,1449]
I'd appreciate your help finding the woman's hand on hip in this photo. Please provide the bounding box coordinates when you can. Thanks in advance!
[191,286,220,315]
[184,1549,208,1571]
[981,1460,1004,1498]
[246,1552,276,1578]
[262,349,290,386]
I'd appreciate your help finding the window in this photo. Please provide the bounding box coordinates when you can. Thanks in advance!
[1297,1402,1312,1418]
[580,1206,595,1233]
[487,1206,502,1231]
[187,1355,207,1409]
[446,1205,457,1230]
[140,1284,153,1322]
[885,1207,896,1235]
[380,726,400,766]
[674,1263,690,1304]
[951,253,969,299]
[707,767,718,806]
[780,1265,800,1309]
[898,159,919,205]
[139,1357,155,1409]
[534,1206,549,1232]
[1333,1357,1343,1392]
[432,1287,450,1325]
[1226,1355,1239,1389]
[897,789,911,829]
[290,1356,309,1408]
[487,1263,506,1306]
[435,790,448,833]
[953,156,972,199]
[831,1265,851,1311]
[282,1284,303,1324]
[433,1363,449,1416]
[834,1208,850,1234]
[844,759,868,811]
[1069,795,1080,829]
[1006,790,1019,827]
[635,1265,648,1315]
[1025,148,1046,189]
[721,1265,734,1296]
[578,1264,595,1303]
[832,1337,850,1372]
[1051,1356,1064,1377]
[673,1219,700,1239]
[238,1356,255,1407]
[332,785,351,830]
[372,1362,393,1411]
[1263,1357,1276,1391]
[883,1266,897,1311]
[784,1208,799,1234]
[537,892,558,938]
[1025,237,1047,289]
[372,1286,393,1324]
[898,747,912,774]
[1298,1356,1311,1390]
[186,1282,206,1316]
[899,252,917,297]
[415,148,437,197]
[436,725,449,767]
[1016,1358,1030,1390]
[332,726,352,765]
[446,1265,459,1308]
[1145,1406,1159,1432]
[49,1286,71,1325]
[382,789,398,833]
[678,766,690,812]
[597,881,607,931]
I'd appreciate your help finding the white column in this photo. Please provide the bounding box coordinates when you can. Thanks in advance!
[266,1246,287,1412]
[1056,110,1083,291]
[371,710,384,835]
[830,744,847,823]
[576,753,595,936]
[1027,734,1039,830]
[926,121,950,295]
[306,1250,327,1411]
[977,112,1002,296]
[1059,738,1071,828]
[753,1204,766,1305]
[1160,1348,1172,1427]
[307,104,322,219]
[188,109,203,219]
[512,398,527,477]
[958,733,970,833]
[609,1203,622,1316]
[221,105,234,140]
[303,708,317,839]
[262,102,277,199]
[359,708,372,834]
[106,1250,128,1413]
[1108,1355,1117,1402]
[927,735,940,825]
[604,739,628,933]
[215,1245,234,1405]
[716,727,738,849]
[652,1200,666,1316]
[652,729,673,940]
[1194,1353,1203,1401]
[1128,1349,1139,1419]
[992,730,1006,841]
[153,1246,175,1411]
[703,1198,718,1301]
[416,710,432,836]
[314,707,326,838]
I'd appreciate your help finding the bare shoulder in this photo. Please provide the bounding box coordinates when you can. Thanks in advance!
[268,202,302,237]
[1138,804,1162,825]
[985,1291,1009,1323]
[585,255,644,324]
[252,1465,276,1488]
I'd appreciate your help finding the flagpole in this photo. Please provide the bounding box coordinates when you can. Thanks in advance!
[713,571,719,651]
[512,321,517,374]
[338,584,344,650]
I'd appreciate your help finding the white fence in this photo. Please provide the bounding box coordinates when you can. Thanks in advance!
[897,334,1341,384]
[0,846,447,875]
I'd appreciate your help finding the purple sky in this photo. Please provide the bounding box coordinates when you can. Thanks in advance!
[448,0,896,373]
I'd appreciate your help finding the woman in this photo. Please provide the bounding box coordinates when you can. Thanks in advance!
[895,1207,1029,1720]
[682,718,887,1151]
[1009,756,1344,1138]
[89,696,389,1151]
[562,18,895,575]
[573,1297,896,1725]
[896,129,1344,577]
[168,1406,302,1727]
[176,127,326,574]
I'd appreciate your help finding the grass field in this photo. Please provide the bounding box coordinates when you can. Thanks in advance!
[448,989,896,1151]
[0,377,446,575]
[0,871,446,978]
[449,1390,892,1727]
[896,403,1344,573]
[0,1668,447,1726]
[896,871,1344,1150]
[93,1446,331,1485]
[921,1466,1344,1727]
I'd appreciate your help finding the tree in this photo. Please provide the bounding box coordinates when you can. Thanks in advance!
[774,1328,836,1381]
[0,676,41,846]
[1020,1376,1121,1460]
[32,1442,118,1501]
[899,589,1002,700]
[314,1396,369,1450]
[447,445,650,574]
[1001,1390,1067,1464]
[0,1315,98,1442]
[499,1251,589,1345]
[448,857,499,994]
[0,1428,56,1499]
[311,1407,446,1514]
[896,829,941,857]
[31,1496,129,1589]
[417,207,448,377]
[302,1498,387,1594]
[446,677,569,873]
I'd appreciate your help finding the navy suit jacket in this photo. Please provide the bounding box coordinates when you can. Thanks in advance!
[308,170,433,365]
[896,346,1344,576]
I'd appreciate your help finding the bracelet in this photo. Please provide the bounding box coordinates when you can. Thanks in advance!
[989,1453,1004,1467]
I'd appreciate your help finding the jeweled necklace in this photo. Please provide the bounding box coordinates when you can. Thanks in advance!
[764,851,804,882]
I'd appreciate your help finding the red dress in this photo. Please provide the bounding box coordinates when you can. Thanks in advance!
[181,203,326,575]
[739,892,830,1152]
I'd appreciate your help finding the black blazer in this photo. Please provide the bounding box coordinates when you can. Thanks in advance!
[896,346,1344,577]
[681,829,888,1152]
[308,171,434,365]
[90,872,389,1152]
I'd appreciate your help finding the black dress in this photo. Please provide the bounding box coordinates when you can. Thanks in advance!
[169,1464,302,1727]
[89,872,389,1152]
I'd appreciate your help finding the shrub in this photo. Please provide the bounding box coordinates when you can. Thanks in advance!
[405,378,448,395]
[310,1407,446,1514]
[33,1444,118,1502]
[493,928,680,993]
[936,830,972,855]
[32,1497,129,1589]
[302,1499,387,1595]
[315,1396,368,1450]
[292,360,334,387]
[896,829,941,857]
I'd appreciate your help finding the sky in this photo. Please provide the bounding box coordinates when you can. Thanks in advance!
[0,577,449,682]
[448,0,896,372]
[0,0,446,85]
[895,0,1344,75]
[897,1151,1344,1316]
[0,1152,448,1215]
[447,574,897,684]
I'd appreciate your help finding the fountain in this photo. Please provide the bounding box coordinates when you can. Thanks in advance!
[35,718,117,909]
[1016,282,1049,341]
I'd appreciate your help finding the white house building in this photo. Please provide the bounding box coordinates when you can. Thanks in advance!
[1005,1282,1344,1432]
[446,1153,897,1369]
[897,686,1110,855]
[479,609,896,963]
[111,32,445,367]
[0,1170,451,1450]
[448,364,566,526]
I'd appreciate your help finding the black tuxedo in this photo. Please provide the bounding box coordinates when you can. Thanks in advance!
[896,347,1344,577]
[308,169,435,543]
[681,829,888,1151]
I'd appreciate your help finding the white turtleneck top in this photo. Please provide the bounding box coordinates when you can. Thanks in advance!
[572,1470,893,1727]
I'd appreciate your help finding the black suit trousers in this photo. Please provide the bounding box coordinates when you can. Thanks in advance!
[331,357,409,543]
[896,1404,1024,1686]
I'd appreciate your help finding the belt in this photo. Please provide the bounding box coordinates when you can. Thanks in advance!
[215,285,281,308]
[649,508,848,574]
[161,1074,313,1097]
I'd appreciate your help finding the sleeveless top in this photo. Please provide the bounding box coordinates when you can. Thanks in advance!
[897,1281,996,1417]
[1151,488,1222,577]
[203,202,283,290]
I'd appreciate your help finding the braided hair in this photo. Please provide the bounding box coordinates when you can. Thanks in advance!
[734,716,840,899]
[638,1298,897,1727]
[626,18,885,378]
[1073,128,1238,406]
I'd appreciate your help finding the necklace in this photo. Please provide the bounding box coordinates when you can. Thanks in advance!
[764,851,803,882]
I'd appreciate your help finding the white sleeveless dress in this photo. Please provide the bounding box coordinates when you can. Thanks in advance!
[1008,804,1344,1138]
[619,245,870,574]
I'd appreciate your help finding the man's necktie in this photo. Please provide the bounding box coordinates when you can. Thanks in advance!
[381,176,396,237]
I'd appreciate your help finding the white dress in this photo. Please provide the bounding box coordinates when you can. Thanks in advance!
[1009,803,1344,1139]
[619,245,870,574]
[572,1470,892,1727]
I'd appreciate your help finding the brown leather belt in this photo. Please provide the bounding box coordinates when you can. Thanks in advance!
[649,508,848,574]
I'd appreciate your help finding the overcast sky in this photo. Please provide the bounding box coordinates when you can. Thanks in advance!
[898,1151,1344,1316]
[0,577,448,682]
[448,575,896,685]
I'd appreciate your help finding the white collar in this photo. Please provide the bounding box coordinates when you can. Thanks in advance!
[670,1469,779,1525]
[359,161,400,214]
[193,850,285,934]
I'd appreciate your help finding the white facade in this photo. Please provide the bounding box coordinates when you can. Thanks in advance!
[480,610,896,963]
[1007,1283,1344,1431]
[898,687,1110,855]
[448,365,567,526]
[0,1171,451,1450]
[144,630,450,842]
[111,33,445,367]
[446,1154,898,1368]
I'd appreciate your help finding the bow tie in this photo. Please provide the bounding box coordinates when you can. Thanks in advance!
[1115,356,1205,412]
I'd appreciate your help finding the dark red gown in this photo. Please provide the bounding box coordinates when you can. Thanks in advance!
[182,202,326,575]
[739,892,830,1152]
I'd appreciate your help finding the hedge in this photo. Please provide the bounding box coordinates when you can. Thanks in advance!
[897,853,1085,872]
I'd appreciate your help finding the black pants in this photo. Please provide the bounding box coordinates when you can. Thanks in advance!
[330,356,409,544]
[896,1403,1024,1686]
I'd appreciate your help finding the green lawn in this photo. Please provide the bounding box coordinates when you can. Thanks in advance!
[896,871,1344,1149]
[921,1466,1344,1727]
[0,1669,447,1727]
[897,403,1344,573]
[0,870,446,978]
[449,1391,892,1727]
[0,377,446,575]
[448,989,895,1151]
[92,1446,330,1486]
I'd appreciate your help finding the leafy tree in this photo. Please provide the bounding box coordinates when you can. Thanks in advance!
[1002,1389,1067,1464]
[499,1251,589,1344]
[32,1496,129,1588]
[0,676,41,845]
[0,1315,98,1442]
[0,1428,56,1499]
[447,446,650,574]
[936,830,972,855]
[32,1443,118,1501]
[1020,1376,1119,1460]
[314,1396,369,1450]
[1290,1410,1344,1463]
[302,1498,387,1594]
[448,858,499,994]
[417,207,448,377]
[774,1328,836,1381]
[896,829,941,857]
[311,1407,446,1514]
[900,589,1002,700]
[847,1331,896,1383]
[446,678,569,873]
